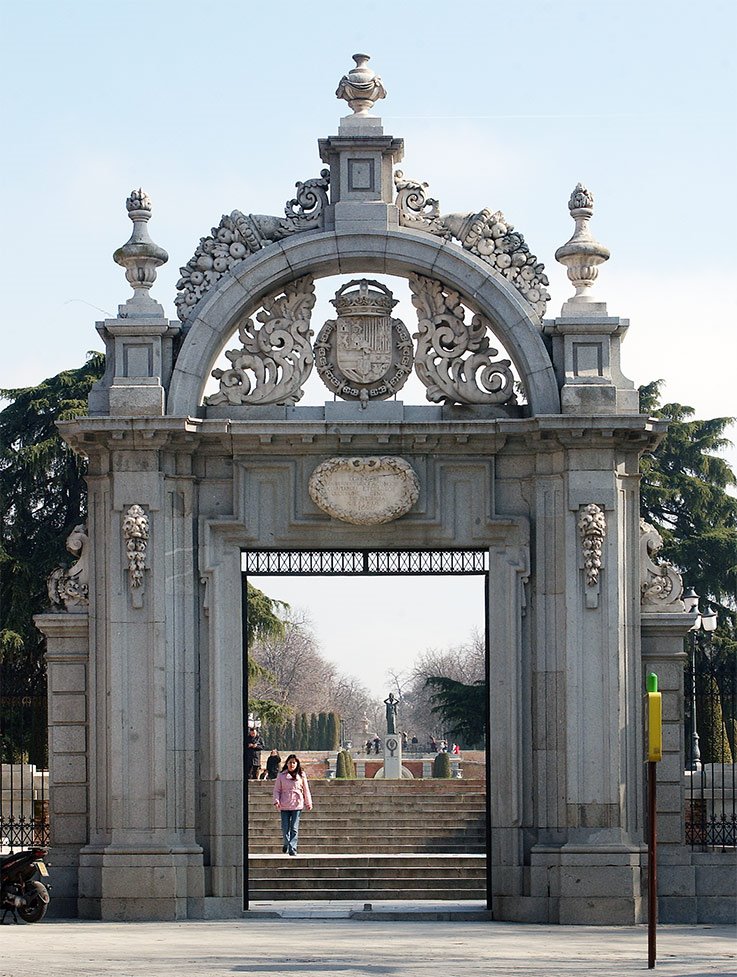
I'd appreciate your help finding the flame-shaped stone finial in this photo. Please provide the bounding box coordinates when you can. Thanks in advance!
[555,183,610,312]
[113,189,168,314]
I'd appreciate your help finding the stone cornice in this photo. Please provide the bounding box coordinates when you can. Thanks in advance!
[57,412,666,458]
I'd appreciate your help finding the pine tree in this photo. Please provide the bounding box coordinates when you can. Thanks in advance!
[425,677,486,748]
[317,712,328,750]
[697,674,734,764]
[326,712,340,750]
[639,382,737,649]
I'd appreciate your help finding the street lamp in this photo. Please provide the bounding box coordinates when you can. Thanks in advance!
[682,588,718,771]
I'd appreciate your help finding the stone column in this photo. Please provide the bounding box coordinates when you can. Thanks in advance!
[33,612,90,918]
[530,455,645,924]
[77,443,203,920]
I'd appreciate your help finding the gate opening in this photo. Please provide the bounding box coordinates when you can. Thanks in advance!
[242,549,491,910]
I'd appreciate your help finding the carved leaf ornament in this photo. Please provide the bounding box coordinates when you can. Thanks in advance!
[206,277,316,406]
[407,274,517,405]
[578,503,607,588]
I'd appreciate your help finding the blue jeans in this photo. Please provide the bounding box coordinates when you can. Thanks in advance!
[280,809,301,854]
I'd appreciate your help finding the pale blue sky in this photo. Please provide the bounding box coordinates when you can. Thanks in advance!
[2,2,735,695]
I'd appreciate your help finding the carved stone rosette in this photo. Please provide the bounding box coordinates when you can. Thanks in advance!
[174,171,329,321]
[394,172,550,318]
[578,504,607,602]
[309,457,420,525]
[314,280,414,407]
[206,277,316,406]
[47,524,89,613]
[640,519,685,611]
[407,274,517,405]
[123,504,149,606]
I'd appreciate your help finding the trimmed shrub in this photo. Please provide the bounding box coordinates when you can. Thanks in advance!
[433,751,452,778]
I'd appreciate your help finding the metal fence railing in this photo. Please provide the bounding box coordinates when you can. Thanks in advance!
[684,645,736,850]
[0,672,49,852]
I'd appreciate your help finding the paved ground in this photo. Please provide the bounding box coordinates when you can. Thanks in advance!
[0,907,734,977]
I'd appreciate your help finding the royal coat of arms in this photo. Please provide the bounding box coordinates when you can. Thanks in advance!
[314,280,414,405]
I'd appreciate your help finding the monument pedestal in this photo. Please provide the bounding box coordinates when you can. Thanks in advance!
[383,735,403,779]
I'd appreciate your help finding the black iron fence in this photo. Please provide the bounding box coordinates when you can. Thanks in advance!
[684,644,736,849]
[0,669,49,851]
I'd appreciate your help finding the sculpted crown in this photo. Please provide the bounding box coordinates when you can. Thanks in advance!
[331,279,398,317]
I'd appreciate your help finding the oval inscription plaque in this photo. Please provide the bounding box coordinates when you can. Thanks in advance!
[308,457,420,526]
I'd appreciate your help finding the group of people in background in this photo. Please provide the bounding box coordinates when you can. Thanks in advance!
[246,727,282,780]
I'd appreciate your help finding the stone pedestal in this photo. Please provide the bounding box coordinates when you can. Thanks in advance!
[383,735,403,779]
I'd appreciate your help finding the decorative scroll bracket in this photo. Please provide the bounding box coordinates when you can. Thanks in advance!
[640,518,685,612]
[47,524,90,613]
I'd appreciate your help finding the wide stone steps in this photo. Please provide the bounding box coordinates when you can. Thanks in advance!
[246,780,487,898]
[247,854,486,902]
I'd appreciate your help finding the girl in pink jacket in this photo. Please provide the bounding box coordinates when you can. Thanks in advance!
[272,754,313,856]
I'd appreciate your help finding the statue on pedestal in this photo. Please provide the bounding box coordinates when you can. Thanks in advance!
[384,692,399,735]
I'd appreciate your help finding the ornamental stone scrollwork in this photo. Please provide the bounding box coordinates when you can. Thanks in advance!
[640,519,685,611]
[123,504,149,607]
[309,457,420,525]
[314,280,414,407]
[174,170,329,321]
[407,274,517,406]
[394,171,550,318]
[205,277,316,406]
[47,524,89,613]
[578,504,606,607]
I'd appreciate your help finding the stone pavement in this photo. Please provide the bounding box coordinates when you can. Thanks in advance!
[0,906,734,977]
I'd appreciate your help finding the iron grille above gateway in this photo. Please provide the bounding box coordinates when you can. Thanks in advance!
[242,549,488,575]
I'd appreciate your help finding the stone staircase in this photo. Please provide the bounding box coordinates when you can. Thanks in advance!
[247,779,487,901]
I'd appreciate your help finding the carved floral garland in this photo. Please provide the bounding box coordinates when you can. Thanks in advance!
[123,504,149,591]
[395,171,549,318]
[578,504,607,587]
[175,171,329,321]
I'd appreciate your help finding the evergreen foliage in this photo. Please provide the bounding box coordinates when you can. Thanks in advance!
[639,382,737,648]
[425,676,486,748]
[0,354,105,678]
[697,674,733,764]
[309,712,318,750]
[335,750,348,779]
[326,712,340,750]
[317,712,327,749]
[433,751,452,778]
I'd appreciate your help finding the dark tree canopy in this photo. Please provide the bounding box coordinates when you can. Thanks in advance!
[0,353,105,678]
[639,381,737,657]
[425,676,486,748]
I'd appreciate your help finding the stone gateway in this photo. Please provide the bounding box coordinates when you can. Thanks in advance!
[35,54,716,924]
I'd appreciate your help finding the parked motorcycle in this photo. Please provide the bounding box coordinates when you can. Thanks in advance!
[1,847,50,923]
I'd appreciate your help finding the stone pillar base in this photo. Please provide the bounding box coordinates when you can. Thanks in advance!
[530,844,644,924]
[383,735,403,779]
[79,845,204,920]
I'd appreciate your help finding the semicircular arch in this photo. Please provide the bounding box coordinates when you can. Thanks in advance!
[167,228,560,416]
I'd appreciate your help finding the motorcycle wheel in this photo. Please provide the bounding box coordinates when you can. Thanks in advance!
[17,884,49,923]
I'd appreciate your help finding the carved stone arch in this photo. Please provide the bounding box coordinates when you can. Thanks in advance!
[167,228,560,417]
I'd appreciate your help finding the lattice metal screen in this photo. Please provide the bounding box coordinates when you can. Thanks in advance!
[242,549,488,575]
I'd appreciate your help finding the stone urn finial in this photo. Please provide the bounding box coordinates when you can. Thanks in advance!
[113,188,168,313]
[554,183,610,307]
[336,54,386,115]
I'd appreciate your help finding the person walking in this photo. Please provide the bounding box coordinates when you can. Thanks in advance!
[246,727,265,780]
[265,749,281,780]
[272,754,313,856]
